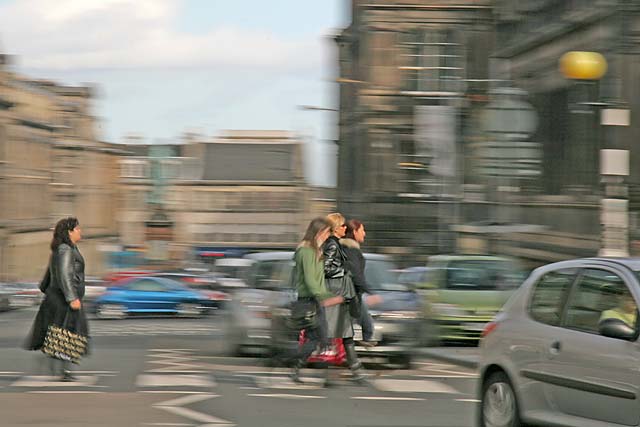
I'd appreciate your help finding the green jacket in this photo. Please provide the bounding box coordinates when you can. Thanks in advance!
[294,246,332,301]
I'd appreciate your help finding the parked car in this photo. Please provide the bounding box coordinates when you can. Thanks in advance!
[221,252,294,356]
[415,254,526,345]
[397,266,433,289]
[222,251,422,366]
[0,284,14,311]
[213,257,254,289]
[83,276,108,312]
[94,277,209,319]
[4,282,42,308]
[478,257,640,427]
[151,272,230,311]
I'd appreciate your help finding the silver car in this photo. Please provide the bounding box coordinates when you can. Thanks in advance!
[478,258,640,427]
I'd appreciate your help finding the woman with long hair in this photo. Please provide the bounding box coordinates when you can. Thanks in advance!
[288,217,342,382]
[25,217,89,381]
[341,219,382,346]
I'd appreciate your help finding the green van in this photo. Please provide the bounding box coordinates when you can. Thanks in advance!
[416,255,526,345]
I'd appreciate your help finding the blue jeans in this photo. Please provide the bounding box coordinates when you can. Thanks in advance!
[359,298,375,341]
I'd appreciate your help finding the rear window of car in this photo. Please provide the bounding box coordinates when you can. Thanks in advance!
[445,260,524,290]
[364,260,405,291]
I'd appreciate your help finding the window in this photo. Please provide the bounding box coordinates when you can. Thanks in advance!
[565,269,638,335]
[529,268,576,326]
[128,279,167,292]
[446,260,524,290]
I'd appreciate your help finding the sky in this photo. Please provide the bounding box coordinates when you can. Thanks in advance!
[0,0,349,186]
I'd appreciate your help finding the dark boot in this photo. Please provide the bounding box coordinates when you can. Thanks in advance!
[344,339,367,385]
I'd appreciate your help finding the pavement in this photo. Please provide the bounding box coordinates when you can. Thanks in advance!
[417,347,479,369]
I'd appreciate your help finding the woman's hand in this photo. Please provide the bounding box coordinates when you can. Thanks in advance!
[321,296,344,307]
[364,294,383,307]
[69,299,81,310]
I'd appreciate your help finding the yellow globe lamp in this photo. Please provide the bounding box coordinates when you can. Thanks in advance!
[560,51,607,80]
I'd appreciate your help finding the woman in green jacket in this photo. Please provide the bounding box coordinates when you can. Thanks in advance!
[289,217,343,382]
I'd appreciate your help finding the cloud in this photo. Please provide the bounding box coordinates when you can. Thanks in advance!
[0,0,323,71]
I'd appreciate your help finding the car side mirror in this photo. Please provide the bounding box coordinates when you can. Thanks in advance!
[599,318,637,341]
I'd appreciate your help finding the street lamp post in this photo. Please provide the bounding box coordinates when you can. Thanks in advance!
[559,51,630,257]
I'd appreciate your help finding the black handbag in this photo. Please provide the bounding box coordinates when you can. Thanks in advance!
[348,293,362,319]
[288,300,318,330]
[41,310,88,364]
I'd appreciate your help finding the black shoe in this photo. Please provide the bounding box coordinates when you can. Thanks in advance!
[289,366,303,384]
[351,367,368,385]
[61,371,76,382]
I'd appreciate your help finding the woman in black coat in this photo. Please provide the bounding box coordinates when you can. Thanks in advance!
[323,213,365,383]
[25,217,88,382]
[340,219,382,346]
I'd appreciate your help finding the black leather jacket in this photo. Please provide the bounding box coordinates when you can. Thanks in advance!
[46,243,85,303]
[322,235,346,279]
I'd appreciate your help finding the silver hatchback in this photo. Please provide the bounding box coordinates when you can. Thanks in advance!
[478,258,640,427]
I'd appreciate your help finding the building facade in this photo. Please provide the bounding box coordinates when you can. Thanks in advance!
[462,0,640,264]
[335,0,494,263]
[0,55,121,280]
[117,130,312,265]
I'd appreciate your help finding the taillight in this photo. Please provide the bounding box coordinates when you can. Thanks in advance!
[481,321,498,338]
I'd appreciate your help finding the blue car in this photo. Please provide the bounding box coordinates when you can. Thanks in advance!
[94,277,208,319]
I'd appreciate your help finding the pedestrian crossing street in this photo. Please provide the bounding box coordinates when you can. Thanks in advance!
[0,349,479,402]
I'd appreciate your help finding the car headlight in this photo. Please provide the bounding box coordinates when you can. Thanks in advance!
[430,303,468,318]
[377,310,421,320]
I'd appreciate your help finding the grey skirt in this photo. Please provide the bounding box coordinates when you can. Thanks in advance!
[324,276,354,339]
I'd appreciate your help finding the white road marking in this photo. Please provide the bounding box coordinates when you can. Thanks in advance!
[153,393,234,425]
[456,398,481,402]
[351,396,425,401]
[372,379,458,394]
[141,423,194,426]
[27,391,105,394]
[140,391,209,394]
[0,371,23,375]
[136,374,215,388]
[11,375,99,387]
[426,367,477,376]
[254,376,324,390]
[247,393,326,399]
[415,374,478,379]
[154,394,219,407]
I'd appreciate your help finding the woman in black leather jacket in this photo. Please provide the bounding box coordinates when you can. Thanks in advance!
[26,217,88,382]
[323,213,365,383]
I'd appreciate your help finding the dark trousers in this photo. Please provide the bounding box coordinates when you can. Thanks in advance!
[291,301,327,368]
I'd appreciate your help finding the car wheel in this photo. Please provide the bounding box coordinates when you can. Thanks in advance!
[480,371,522,427]
[96,304,127,320]
[177,303,202,318]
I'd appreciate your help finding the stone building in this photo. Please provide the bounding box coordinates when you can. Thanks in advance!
[335,0,494,263]
[117,130,311,265]
[458,0,640,264]
[0,54,121,280]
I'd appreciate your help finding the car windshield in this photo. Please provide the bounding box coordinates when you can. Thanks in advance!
[364,260,405,291]
[446,260,524,290]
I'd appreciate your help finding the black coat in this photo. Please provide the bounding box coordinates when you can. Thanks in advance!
[25,243,89,352]
[322,235,346,279]
[340,238,372,295]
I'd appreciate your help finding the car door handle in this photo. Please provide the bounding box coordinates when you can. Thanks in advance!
[549,340,561,355]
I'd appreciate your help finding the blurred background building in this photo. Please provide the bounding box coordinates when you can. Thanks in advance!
[0,54,122,281]
[335,0,494,264]
[117,130,324,268]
